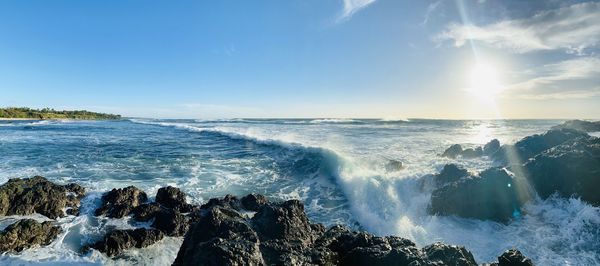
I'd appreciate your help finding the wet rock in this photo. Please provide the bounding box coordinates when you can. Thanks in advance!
[422,242,477,266]
[430,167,527,222]
[95,186,148,218]
[0,176,85,219]
[493,129,589,164]
[434,164,469,187]
[173,206,264,266]
[496,249,533,266]
[252,199,321,244]
[179,194,505,266]
[461,147,483,159]
[552,119,600,132]
[88,228,164,257]
[384,159,405,172]
[132,202,162,222]
[200,194,242,211]
[0,219,61,252]
[524,137,600,206]
[240,193,268,211]
[483,139,501,155]
[442,144,463,159]
[152,208,191,237]
[155,186,195,213]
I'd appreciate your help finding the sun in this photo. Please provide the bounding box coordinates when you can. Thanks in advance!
[467,63,503,101]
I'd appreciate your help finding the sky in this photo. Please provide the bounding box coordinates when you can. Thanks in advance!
[1,0,599,119]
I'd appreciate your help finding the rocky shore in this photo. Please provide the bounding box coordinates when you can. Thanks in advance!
[0,176,534,265]
[3,124,598,265]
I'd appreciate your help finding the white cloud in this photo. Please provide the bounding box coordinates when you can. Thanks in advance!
[504,57,600,99]
[339,0,376,21]
[438,2,600,53]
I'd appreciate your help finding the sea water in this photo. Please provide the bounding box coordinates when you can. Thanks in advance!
[0,119,598,265]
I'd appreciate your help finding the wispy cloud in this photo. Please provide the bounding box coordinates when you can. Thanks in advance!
[504,57,600,99]
[437,2,600,53]
[338,0,376,21]
[422,1,442,25]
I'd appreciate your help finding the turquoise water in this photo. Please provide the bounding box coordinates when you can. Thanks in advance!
[0,119,598,265]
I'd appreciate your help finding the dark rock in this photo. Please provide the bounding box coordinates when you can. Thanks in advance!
[430,167,527,222]
[552,119,600,132]
[435,164,469,187]
[155,186,195,213]
[88,228,164,257]
[493,129,589,164]
[497,249,533,266]
[422,242,477,266]
[442,144,463,159]
[0,219,61,252]
[252,200,321,244]
[484,139,501,155]
[152,208,191,237]
[240,193,268,212]
[524,137,600,206]
[173,206,264,266]
[200,194,242,211]
[95,186,148,218]
[0,176,85,219]
[132,202,162,222]
[461,147,483,159]
[179,194,506,266]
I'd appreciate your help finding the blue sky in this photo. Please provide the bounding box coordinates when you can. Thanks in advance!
[1,0,599,119]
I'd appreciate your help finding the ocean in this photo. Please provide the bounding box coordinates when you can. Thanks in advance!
[0,118,598,265]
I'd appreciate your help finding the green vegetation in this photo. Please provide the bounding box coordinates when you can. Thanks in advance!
[0,107,121,120]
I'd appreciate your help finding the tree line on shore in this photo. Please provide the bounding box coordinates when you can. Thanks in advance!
[0,107,121,120]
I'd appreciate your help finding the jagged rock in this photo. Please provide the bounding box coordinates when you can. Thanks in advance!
[0,176,85,219]
[496,249,534,266]
[484,139,501,155]
[493,129,589,164]
[552,119,600,132]
[95,186,148,218]
[430,167,527,222]
[422,242,477,266]
[0,219,61,252]
[240,193,268,211]
[434,164,469,187]
[176,194,503,266]
[524,137,600,206]
[151,208,191,237]
[155,186,195,213]
[87,228,164,257]
[200,194,243,211]
[132,202,162,221]
[173,206,265,266]
[252,200,322,244]
[442,144,463,159]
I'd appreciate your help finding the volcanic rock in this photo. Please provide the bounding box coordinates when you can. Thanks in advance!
[0,219,61,252]
[87,228,164,257]
[0,176,85,219]
[95,186,148,218]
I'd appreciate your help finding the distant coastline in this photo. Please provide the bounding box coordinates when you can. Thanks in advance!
[0,107,121,120]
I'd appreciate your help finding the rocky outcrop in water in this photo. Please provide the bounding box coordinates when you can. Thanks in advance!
[493,129,589,164]
[486,249,534,266]
[155,186,196,213]
[0,176,85,219]
[441,139,500,159]
[524,136,600,206]
[95,186,148,218]
[87,228,164,256]
[173,194,510,266]
[551,119,600,133]
[0,219,61,252]
[430,167,526,222]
